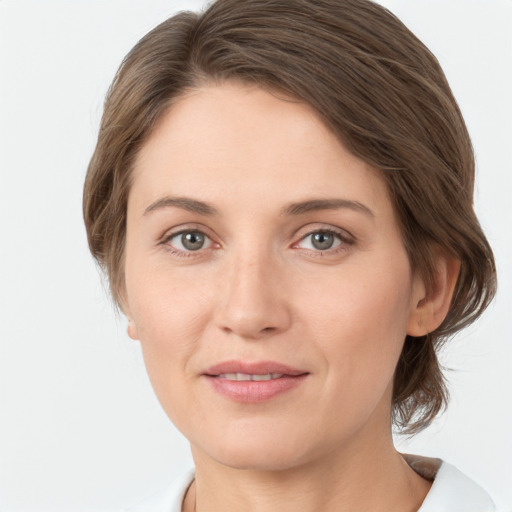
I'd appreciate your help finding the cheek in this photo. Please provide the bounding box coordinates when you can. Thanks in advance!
[127,254,209,336]
[299,256,414,393]
[125,265,211,393]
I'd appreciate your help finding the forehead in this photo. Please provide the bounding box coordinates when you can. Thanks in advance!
[130,82,390,217]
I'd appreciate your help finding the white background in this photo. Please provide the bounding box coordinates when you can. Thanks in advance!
[0,1,511,510]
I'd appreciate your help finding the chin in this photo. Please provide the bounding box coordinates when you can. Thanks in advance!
[192,427,326,472]
[214,448,307,472]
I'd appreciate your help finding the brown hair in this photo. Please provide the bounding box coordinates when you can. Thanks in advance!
[83,0,496,434]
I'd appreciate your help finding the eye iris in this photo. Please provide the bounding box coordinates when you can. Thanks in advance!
[311,232,334,250]
[181,232,205,251]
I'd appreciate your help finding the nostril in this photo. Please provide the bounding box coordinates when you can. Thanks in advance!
[220,324,277,338]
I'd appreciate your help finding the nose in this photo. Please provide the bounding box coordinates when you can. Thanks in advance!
[215,250,292,340]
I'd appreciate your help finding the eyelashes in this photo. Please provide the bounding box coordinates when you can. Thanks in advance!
[165,230,213,252]
[160,225,355,259]
[159,228,216,259]
[293,229,354,253]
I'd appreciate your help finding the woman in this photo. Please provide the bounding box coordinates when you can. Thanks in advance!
[83,0,497,510]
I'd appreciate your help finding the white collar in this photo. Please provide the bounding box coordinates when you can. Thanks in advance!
[129,459,496,512]
[402,455,496,512]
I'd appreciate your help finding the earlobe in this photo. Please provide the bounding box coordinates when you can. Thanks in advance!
[407,255,461,337]
[127,319,139,340]
[119,283,139,340]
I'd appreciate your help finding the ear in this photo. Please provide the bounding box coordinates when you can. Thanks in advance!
[121,299,140,341]
[127,318,139,340]
[117,280,140,340]
[407,253,461,337]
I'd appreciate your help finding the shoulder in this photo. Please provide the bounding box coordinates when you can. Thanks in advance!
[126,468,195,512]
[404,455,497,512]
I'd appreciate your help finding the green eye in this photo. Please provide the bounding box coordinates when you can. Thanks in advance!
[297,230,346,252]
[311,232,335,250]
[181,232,205,251]
[166,230,212,252]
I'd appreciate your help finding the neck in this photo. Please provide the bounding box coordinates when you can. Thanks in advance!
[184,434,431,512]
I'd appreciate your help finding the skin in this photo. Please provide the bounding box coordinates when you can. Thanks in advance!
[123,82,458,512]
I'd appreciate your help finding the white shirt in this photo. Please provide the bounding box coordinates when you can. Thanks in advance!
[128,457,496,512]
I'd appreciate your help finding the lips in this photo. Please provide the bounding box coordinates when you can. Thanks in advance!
[203,360,309,403]
[205,360,307,377]
[215,372,285,381]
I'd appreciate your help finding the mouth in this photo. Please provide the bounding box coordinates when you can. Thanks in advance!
[203,361,309,403]
[214,372,286,381]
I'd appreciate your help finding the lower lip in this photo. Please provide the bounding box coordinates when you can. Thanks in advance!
[205,375,308,403]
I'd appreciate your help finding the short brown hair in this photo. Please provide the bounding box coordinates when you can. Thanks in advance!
[83,0,496,434]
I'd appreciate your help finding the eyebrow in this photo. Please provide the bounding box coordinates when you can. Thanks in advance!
[283,198,375,218]
[143,196,219,217]
[143,195,374,219]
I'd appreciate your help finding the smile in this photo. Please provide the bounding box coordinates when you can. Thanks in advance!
[215,373,284,381]
[203,361,308,403]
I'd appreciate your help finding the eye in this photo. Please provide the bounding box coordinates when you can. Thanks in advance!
[297,230,347,251]
[166,230,213,252]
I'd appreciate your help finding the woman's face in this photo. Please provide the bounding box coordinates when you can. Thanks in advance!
[124,82,425,471]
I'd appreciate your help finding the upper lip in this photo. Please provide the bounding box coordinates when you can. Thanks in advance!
[204,360,308,377]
